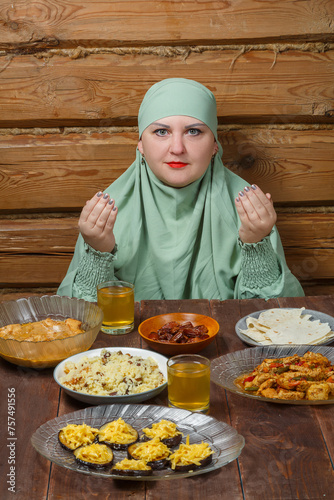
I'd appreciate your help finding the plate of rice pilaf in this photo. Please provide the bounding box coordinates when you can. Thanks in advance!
[53,348,168,404]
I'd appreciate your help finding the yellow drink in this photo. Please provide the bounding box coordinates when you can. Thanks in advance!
[167,356,210,413]
[97,281,134,335]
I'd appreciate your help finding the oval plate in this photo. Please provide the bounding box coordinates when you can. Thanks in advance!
[54,347,168,404]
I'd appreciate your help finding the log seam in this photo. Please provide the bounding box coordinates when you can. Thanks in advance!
[1,42,334,61]
[0,124,334,136]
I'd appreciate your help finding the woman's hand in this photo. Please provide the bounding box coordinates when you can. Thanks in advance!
[235,184,277,243]
[78,192,118,253]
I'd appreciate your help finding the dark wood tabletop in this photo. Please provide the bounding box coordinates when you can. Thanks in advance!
[1,295,334,500]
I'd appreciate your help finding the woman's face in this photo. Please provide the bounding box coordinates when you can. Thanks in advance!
[138,115,218,188]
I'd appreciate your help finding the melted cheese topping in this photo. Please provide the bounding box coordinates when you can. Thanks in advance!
[59,423,99,449]
[169,435,213,469]
[131,437,170,461]
[113,459,151,471]
[74,444,113,464]
[0,318,84,342]
[99,418,137,444]
[142,419,182,440]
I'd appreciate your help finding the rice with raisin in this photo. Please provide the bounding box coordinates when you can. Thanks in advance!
[59,349,166,396]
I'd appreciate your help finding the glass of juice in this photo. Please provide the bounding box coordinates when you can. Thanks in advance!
[97,281,134,335]
[167,354,210,413]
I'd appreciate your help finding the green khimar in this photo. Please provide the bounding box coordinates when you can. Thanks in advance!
[138,78,222,153]
[58,78,303,301]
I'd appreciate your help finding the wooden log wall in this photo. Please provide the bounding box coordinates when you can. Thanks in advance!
[0,0,334,298]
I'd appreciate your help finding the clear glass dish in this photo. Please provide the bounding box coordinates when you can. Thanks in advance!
[211,345,334,405]
[0,295,103,368]
[31,403,245,480]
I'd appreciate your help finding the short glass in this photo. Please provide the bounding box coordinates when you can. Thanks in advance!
[167,354,210,413]
[97,280,134,335]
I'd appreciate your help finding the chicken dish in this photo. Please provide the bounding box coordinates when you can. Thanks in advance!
[236,351,334,400]
[0,318,84,342]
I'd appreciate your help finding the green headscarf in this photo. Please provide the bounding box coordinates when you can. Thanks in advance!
[58,78,303,300]
[138,78,221,152]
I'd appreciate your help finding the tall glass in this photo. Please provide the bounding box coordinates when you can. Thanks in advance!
[167,354,210,413]
[97,281,134,335]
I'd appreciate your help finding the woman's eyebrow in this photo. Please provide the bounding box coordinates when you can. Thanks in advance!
[150,122,171,128]
[149,122,206,129]
[185,123,206,129]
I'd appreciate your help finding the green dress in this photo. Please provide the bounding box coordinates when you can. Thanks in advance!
[58,78,304,301]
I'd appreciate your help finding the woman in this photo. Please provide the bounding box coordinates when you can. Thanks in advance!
[58,78,304,301]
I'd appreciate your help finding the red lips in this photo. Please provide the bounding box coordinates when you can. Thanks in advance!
[167,162,188,169]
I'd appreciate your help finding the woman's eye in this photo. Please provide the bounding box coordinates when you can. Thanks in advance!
[187,128,202,136]
[154,129,169,136]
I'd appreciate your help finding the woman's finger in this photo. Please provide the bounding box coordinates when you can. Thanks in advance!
[80,192,103,223]
[250,187,276,219]
[235,195,249,220]
[104,202,118,230]
[85,194,111,228]
[240,186,273,220]
[249,185,274,207]
[94,199,115,231]
[237,190,260,222]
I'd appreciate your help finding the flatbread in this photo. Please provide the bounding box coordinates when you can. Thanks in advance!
[239,308,334,345]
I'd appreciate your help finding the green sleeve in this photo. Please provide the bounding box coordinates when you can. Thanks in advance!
[234,230,304,300]
[57,236,116,302]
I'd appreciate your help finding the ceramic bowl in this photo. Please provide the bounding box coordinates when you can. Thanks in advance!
[138,312,219,355]
[54,347,168,404]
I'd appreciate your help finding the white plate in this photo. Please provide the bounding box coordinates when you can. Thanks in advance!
[211,345,334,405]
[235,308,334,346]
[31,404,245,481]
[53,347,168,404]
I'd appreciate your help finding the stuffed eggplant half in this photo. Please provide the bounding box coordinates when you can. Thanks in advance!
[169,436,214,472]
[127,437,171,470]
[97,418,138,450]
[111,459,153,477]
[73,443,113,469]
[141,419,182,448]
[58,423,99,452]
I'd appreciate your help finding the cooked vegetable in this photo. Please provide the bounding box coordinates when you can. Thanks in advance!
[98,418,138,450]
[111,459,152,476]
[128,437,170,469]
[141,419,182,447]
[58,423,99,451]
[74,443,113,469]
[169,435,213,472]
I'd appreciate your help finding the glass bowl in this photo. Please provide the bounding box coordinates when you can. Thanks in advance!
[0,295,103,368]
[138,313,219,355]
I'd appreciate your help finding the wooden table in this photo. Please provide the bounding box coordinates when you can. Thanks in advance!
[1,295,334,500]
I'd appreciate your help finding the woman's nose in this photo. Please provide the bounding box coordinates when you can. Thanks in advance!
[169,133,185,155]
